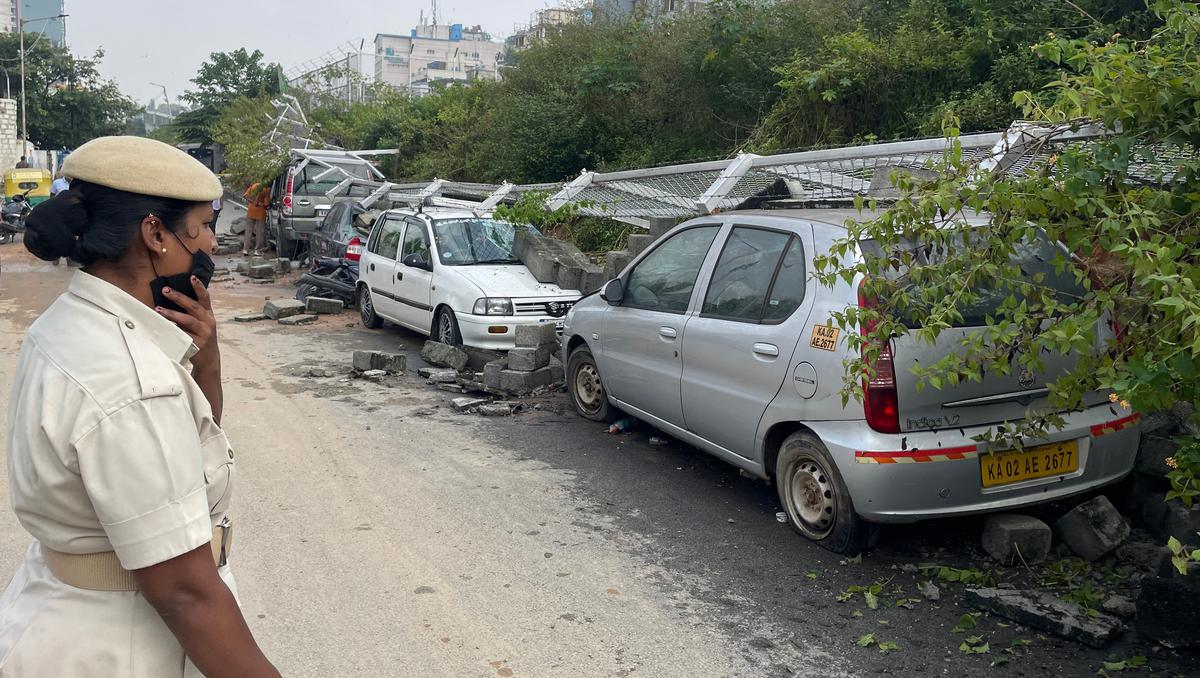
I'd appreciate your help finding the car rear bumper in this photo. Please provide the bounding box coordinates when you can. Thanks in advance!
[279,217,320,240]
[457,313,565,351]
[806,405,1140,524]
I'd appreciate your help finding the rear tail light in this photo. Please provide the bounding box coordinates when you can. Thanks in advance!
[345,236,364,262]
[859,279,901,434]
[282,173,294,217]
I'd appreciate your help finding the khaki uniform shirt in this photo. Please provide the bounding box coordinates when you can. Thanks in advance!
[1,272,236,676]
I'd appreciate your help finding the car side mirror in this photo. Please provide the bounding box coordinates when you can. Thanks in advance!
[601,279,624,305]
[402,253,432,271]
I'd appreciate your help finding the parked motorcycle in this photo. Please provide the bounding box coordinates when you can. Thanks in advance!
[0,193,31,244]
[296,256,359,307]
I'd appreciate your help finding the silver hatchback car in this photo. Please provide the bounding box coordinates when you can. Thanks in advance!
[561,209,1139,554]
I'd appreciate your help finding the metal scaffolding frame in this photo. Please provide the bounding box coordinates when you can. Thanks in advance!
[292,120,1187,223]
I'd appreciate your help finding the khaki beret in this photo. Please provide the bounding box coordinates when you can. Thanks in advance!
[61,136,222,201]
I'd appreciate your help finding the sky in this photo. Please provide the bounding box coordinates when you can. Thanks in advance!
[67,0,559,106]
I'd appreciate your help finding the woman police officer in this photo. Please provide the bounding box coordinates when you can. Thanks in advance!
[0,137,278,677]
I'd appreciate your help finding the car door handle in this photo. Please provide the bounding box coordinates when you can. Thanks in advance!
[396,271,403,281]
[297,199,311,206]
[369,263,375,272]
[659,327,677,339]
[753,343,779,357]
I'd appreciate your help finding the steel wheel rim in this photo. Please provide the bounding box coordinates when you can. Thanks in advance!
[573,363,603,414]
[437,313,454,344]
[785,454,837,540]
[360,288,373,323]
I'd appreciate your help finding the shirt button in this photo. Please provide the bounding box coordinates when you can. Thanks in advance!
[124,320,135,329]
[228,449,235,460]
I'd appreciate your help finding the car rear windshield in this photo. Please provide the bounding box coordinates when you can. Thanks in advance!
[860,232,1085,328]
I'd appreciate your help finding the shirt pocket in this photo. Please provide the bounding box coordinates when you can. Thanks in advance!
[200,430,235,516]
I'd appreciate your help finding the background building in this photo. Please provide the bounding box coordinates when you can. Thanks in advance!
[12,0,65,47]
[505,7,589,54]
[375,23,503,96]
[593,0,708,17]
[138,99,189,135]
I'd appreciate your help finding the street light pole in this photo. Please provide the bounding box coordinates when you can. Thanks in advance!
[150,82,171,129]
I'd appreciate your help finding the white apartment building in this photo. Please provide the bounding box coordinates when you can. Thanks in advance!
[375,23,504,96]
[506,7,588,53]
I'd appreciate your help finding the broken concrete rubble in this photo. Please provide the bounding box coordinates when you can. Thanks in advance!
[420,341,469,371]
[499,367,554,395]
[515,323,558,348]
[1102,594,1137,618]
[305,297,345,315]
[462,346,505,371]
[508,345,554,372]
[965,587,1124,648]
[452,397,490,412]
[352,350,406,374]
[274,258,292,275]
[264,299,306,320]
[1141,494,1200,544]
[483,359,507,392]
[249,264,276,279]
[233,313,269,323]
[918,581,940,602]
[1054,495,1130,561]
[981,514,1052,565]
[1136,561,1200,648]
[278,314,318,326]
[418,367,459,383]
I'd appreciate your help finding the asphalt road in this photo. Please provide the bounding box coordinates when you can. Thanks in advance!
[0,236,1193,677]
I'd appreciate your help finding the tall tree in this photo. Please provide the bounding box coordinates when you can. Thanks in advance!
[176,48,283,145]
[0,35,139,149]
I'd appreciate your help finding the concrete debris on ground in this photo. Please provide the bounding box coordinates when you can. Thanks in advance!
[418,367,459,383]
[452,397,490,412]
[305,297,345,315]
[264,299,306,320]
[509,345,554,371]
[498,367,554,395]
[479,402,523,417]
[438,383,468,394]
[360,369,387,382]
[965,587,1124,648]
[1141,493,1200,543]
[249,264,276,280]
[462,346,505,371]
[234,313,269,323]
[981,514,1052,565]
[1116,541,1172,574]
[513,231,605,293]
[273,258,292,275]
[1136,561,1200,648]
[515,323,558,349]
[305,367,337,378]
[278,314,318,326]
[1101,594,1137,618]
[1053,496,1130,561]
[352,350,406,374]
[918,581,940,602]
[421,341,469,371]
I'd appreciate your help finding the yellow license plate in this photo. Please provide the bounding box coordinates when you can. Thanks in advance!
[980,441,1079,488]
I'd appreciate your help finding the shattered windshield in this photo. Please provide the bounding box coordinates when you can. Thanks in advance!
[432,218,524,265]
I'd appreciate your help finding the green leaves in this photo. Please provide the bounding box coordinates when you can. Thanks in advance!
[855,633,899,654]
[959,635,990,654]
[952,613,979,633]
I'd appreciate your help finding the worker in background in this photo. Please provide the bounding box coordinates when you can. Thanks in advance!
[241,182,270,256]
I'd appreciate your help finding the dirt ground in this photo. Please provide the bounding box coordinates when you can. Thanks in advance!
[0,236,1195,677]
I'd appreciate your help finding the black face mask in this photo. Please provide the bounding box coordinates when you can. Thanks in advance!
[150,230,215,314]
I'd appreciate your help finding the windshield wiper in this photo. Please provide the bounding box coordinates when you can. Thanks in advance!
[470,258,521,265]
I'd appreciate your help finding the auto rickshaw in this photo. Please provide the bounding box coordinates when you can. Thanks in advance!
[4,168,52,206]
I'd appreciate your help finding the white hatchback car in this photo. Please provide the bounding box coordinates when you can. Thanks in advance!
[357,208,581,349]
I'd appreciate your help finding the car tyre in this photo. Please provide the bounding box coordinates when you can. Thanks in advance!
[295,282,316,304]
[567,346,618,423]
[434,307,462,346]
[776,432,878,555]
[359,286,383,329]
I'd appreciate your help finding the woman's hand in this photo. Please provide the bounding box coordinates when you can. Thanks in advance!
[156,277,223,423]
[156,276,219,371]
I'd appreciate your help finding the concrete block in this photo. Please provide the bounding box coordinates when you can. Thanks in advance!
[515,323,558,348]
[353,350,380,372]
[498,367,554,395]
[278,314,318,326]
[522,248,562,284]
[1142,493,1200,544]
[556,264,584,293]
[235,260,251,274]
[483,359,507,391]
[604,250,633,280]
[1137,434,1177,479]
[452,397,490,412]
[966,587,1123,648]
[580,267,607,294]
[1054,496,1130,561]
[274,258,292,274]
[420,341,469,371]
[1136,561,1200,648]
[379,353,406,374]
[353,350,405,374]
[982,514,1052,565]
[627,234,656,257]
[463,346,505,372]
[418,367,459,383]
[264,298,305,320]
[549,356,565,385]
[249,264,276,279]
[233,313,269,323]
[478,403,517,417]
[509,345,554,372]
[1116,540,1171,574]
[305,297,345,315]
[648,217,675,239]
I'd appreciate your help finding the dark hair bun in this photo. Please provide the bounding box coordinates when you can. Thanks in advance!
[24,188,88,262]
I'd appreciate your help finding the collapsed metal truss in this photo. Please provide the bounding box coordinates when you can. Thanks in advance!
[293,120,1189,223]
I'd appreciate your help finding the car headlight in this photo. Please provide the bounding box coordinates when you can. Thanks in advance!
[473,297,514,316]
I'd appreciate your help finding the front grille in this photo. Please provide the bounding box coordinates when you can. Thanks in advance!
[514,299,576,317]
